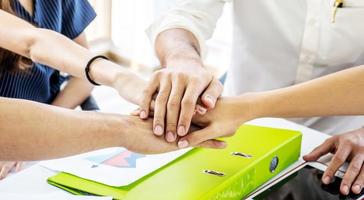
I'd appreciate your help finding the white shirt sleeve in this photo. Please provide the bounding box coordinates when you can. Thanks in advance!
[146,0,230,58]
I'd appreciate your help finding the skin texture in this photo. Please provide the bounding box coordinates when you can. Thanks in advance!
[140,28,223,143]
[0,5,158,177]
[0,33,95,179]
[304,129,364,195]
[0,9,146,105]
[0,98,178,161]
[178,65,364,194]
[51,33,94,109]
[1,1,92,178]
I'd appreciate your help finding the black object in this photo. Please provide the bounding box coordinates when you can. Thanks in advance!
[85,55,109,86]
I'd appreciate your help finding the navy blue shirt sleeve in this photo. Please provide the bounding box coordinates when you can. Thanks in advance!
[61,0,97,39]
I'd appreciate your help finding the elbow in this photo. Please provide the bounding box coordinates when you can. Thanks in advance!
[24,28,54,64]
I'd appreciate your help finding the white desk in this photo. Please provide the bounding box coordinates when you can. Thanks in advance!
[0,118,331,199]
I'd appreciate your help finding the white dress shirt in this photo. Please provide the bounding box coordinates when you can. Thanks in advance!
[147,0,364,135]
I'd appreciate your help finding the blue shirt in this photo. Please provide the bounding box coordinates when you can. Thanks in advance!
[0,0,96,104]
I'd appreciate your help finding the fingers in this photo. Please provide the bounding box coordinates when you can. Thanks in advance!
[0,162,16,180]
[303,138,335,161]
[178,126,224,148]
[197,139,227,149]
[195,104,207,115]
[15,162,22,172]
[177,82,204,137]
[165,77,185,142]
[201,78,223,109]
[352,166,364,194]
[340,155,364,195]
[140,74,159,119]
[153,78,172,136]
[322,143,351,185]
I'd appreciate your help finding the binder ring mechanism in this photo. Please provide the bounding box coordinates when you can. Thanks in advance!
[203,170,225,177]
[231,152,252,158]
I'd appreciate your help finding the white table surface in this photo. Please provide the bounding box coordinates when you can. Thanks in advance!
[0,85,335,198]
[0,117,331,199]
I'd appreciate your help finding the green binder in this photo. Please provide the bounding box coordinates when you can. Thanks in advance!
[47,125,302,200]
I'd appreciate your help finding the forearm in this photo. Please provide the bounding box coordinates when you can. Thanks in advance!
[0,97,126,161]
[155,28,202,67]
[52,77,94,109]
[246,66,364,119]
[0,10,133,88]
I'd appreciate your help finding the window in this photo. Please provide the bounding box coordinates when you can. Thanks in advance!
[86,0,232,76]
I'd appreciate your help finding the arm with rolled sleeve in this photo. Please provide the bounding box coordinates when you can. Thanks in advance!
[138,0,229,147]
[147,0,229,58]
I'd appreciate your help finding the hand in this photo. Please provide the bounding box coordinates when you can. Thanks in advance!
[120,116,180,154]
[177,96,254,149]
[303,128,364,195]
[0,161,22,180]
[113,72,148,105]
[139,57,223,143]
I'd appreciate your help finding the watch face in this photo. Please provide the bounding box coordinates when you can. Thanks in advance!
[254,165,364,200]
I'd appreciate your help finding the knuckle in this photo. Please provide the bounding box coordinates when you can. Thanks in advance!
[334,156,346,165]
[142,88,153,97]
[355,177,364,185]
[182,99,195,108]
[166,122,177,130]
[178,116,190,125]
[351,162,362,172]
[156,94,169,103]
[167,99,180,109]
[153,118,164,126]
[324,137,334,144]
[178,71,189,78]
[189,135,202,145]
[153,70,164,79]
[325,168,336,176]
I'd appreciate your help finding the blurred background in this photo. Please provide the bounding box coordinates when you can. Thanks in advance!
[84,0,233,113]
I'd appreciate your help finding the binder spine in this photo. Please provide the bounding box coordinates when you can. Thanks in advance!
[203,134,302,200]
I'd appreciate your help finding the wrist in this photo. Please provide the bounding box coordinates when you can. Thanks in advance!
[89,59,127,87]
[163,51,203,68]
[94,113,128,148]
[233,93,267,122]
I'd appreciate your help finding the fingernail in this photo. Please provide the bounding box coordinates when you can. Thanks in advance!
[217,141,227,148]
[342,185,349,195]
[154,125,163,136]
[140,110,147,119]
[178,140,189,148]
[197,106,207,114]
[166,131,176,142]
[353,184,361,194]
[177,126,186,136]
[323,176,331,184]
[205,95,214,106]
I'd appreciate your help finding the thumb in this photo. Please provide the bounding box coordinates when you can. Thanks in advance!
[178,125,221,148]
[201,78,223,109]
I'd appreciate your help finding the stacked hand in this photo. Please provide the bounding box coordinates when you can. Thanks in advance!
[138,58,223,143]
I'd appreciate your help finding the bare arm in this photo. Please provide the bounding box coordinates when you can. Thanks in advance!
[183,66,364,196]
[181,65,364,148]
[0,9,144,105]
[252,65,364,118]
[0,97,122,160]
[51,33,94,109]
[0,98,178,161]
